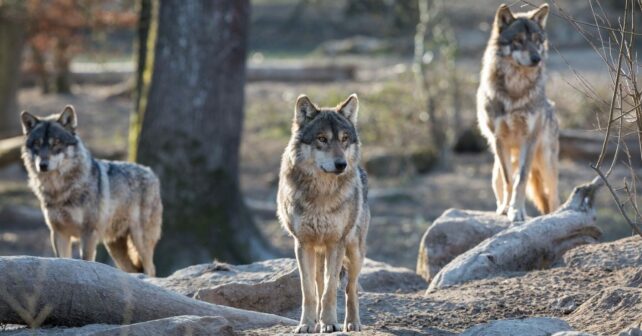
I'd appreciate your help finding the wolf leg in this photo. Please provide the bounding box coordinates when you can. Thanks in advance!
[105,235,139,273]
[493,139,512,215]
[51,231,71,258]
[315,251,325,321]
[344,243,363,332]
[508,138,536,222]
[492,160,506,213]
[540,150,560,213]
[319,242,345,333]
[79,230,99,261]
[294,241,317,334]
[129,228,157,277]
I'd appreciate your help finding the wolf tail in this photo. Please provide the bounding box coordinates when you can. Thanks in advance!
[526,168,550,214]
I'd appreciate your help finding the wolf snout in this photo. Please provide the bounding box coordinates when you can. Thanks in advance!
[334,159,347,173]
[38,162,49,172]
[530,54,541,65]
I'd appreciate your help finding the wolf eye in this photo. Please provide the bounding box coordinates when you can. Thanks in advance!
[317,136,327,143]
[341,135,349,142]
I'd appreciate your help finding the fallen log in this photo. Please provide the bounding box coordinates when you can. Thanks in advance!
[0,257,296,330]
[416,209,512,282]
[427,178,603,291]
[0,136,22,169]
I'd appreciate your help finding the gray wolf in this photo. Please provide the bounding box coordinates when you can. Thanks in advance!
[277,94,370,333]
[477,3,560,222]
[20,105,162,276]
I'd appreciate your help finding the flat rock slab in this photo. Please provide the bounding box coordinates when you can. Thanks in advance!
[0,316,235,336]
[147,258,426,315]
[460,317,573,336]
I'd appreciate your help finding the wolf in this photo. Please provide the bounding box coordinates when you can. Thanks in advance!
[20,105,162,276]
[477,3,560,222]
[277,94,370,333]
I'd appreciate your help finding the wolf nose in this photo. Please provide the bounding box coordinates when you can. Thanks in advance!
[335,160,347,172]
[39,162,49,172]
[531,54,541,65]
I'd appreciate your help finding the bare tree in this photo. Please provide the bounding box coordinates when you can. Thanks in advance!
[130,0,274,274]
[0,2,26,137]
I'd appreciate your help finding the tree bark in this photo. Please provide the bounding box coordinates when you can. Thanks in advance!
[132,0,275,274]
[427,178,604,291]
[0,3,26,137]
[0,257,296,330]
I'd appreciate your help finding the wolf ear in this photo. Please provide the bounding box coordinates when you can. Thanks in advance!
[57,105,77,133]
[294,95,319,126]
[495,4,515,30]
[20,111,39,135]
[531,4,549,28]
[338,93,359,124]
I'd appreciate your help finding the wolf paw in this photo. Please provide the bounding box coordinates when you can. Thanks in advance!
[496,205,509,215]
[507,207,525,222]
[320,322,341,333]
[344,322,362,332]
[295,324,315,333]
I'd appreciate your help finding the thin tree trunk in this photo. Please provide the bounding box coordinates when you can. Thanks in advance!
[133,0,275,274]
[0,3,26,137]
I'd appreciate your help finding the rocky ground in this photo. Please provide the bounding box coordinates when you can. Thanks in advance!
[2,235,642,335]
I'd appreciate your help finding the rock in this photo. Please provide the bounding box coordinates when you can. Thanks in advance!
[567,287,642,335]
[460,317,573,336]
[1,316,235,336]
[550,294,582,314]
[562,236,642,270]
[620,326,642,336]
[360,259,427,293]
[148,258,424,315]
[416,209,512,282]
[147,259,299,315]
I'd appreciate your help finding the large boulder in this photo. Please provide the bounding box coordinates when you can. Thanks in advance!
[416,209,512,281]
[561,236,642,269]
[461,317,573,336]
[148,258,426,315]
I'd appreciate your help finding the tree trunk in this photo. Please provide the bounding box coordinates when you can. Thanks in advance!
[0,3,26,137]
[132,0,274,274]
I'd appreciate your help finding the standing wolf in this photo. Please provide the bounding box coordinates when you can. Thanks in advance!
[20,105,162,276]
[477,3,559,222]
[277,94,370,333]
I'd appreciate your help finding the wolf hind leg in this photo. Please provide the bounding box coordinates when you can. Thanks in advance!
[105,235,140,273]
[344,242,363,332]
[51,231,72,258]
[129,227,157,277]
[527,167,549,214]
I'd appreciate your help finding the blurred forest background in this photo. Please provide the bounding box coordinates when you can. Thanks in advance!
[0,0,636,275]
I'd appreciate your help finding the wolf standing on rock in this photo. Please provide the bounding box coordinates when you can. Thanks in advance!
[20,105,162,276]
[477,3,560,222]
[277,94,370,333]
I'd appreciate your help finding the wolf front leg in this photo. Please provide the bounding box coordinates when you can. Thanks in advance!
[51,231,72,258]
[508,134,537,222]
[344,243,364,332]
[294,241,318,333]
[319,241,346,333]
[79,230,99,261]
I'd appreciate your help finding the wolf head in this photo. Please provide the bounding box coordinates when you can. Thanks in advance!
[21,105,80,174]
[493,4,549,68]
[290,94,361,176]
